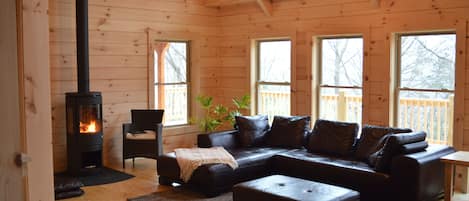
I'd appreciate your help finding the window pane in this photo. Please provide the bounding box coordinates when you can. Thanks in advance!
[154,41,189,126]
[400,34,456,90]
[259,41,291,83]
[258,85,290,121]
[164,42,187,83]
[321,38,363,86]
[319,88,362,124]
[398,91,453,145]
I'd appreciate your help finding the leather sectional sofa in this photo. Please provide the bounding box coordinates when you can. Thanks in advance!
[157,117,455,201]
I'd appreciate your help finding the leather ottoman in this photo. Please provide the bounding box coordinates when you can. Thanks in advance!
[233,175,359,201]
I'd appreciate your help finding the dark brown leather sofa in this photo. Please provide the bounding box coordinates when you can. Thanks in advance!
[157,121,454,201]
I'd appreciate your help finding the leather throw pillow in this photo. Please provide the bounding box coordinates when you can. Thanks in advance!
[235,115,270,147]
[266,115,311,148]
[308,119,359,156]
[354,125,412,162]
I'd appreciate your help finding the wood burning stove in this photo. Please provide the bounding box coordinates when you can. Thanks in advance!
[65,0,103,175]
[66,92,103,175]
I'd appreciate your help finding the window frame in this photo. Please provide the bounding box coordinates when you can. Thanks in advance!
[393,31,456,126]
[254,39,292,115]
[316,35,364,123]
[151,40,191,127]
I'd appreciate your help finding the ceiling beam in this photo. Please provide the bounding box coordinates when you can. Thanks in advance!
[204,0,254,7]
[370,0,380,8]
[256,0,273,16]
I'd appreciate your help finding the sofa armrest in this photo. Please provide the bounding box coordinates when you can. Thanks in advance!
[390,144,455,201]
[197,130,240,149]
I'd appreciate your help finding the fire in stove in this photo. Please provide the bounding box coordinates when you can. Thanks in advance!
[80,120,97,133]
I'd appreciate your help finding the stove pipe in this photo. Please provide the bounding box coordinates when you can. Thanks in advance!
[76,0,90,93]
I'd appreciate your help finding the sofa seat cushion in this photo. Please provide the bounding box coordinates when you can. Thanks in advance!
[271,149,389,193]
[125,130,156,140]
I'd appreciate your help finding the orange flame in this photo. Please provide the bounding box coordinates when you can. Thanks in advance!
[80,120,97,133]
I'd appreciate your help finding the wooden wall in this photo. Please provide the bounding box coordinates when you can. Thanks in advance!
[49,0,469,174]
[49,0,219,172]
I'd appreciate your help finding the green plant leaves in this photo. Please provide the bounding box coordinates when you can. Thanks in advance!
[233,94,250,110]
[213,105,228,115]
[196,95,213,109]
[196,94,250,133]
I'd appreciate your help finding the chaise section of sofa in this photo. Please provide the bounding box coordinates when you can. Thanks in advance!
[157,131,291,196]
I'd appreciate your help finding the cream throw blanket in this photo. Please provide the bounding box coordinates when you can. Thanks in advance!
[174,147,238,182]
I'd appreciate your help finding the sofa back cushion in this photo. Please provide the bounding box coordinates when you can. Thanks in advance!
[266,116,311,148]
[235,115,270,147]
[354,125,412,161]
[307,119,359,156]
[369,131,427,173]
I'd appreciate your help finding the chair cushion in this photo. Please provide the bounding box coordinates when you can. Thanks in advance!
[370,131,427,172]
[307,119,358,156]
[354,125,412,161]
[266,116,311,149]
[235,115,270,147]
[126,130,156,140]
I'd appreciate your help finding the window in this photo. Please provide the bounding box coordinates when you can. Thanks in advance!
[153,41,189,126]
[318,37,363,125]
[256,40,291,120]
[395,33,455,145]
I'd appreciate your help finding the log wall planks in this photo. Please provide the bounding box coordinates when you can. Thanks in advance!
[49,0,218,172]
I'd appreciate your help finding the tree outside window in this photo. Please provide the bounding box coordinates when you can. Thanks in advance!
[396,33,456,145]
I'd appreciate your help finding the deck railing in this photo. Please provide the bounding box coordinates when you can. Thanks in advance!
[164,88,454,145]
[161,86,187,125]
[258,91,453,145]
[258,91,291,122]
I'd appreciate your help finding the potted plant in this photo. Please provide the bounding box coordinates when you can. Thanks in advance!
[196,94,250,133]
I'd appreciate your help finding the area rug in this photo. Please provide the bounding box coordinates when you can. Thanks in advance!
[127,188,232,201]
[55,167,135,186]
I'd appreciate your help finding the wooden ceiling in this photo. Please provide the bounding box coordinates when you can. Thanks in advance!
[203,0,381,16]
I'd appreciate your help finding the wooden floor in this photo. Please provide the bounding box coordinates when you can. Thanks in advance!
[64,158,171,201]
[60,158,469,201]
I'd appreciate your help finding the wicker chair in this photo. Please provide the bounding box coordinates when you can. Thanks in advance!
[122,109,164,168]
